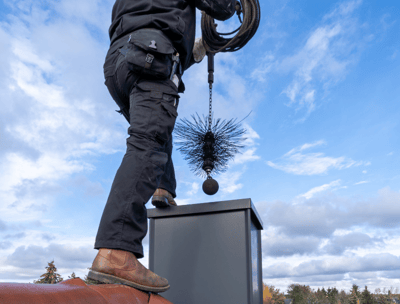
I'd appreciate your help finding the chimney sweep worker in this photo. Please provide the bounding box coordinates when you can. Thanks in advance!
[88,0,236,293]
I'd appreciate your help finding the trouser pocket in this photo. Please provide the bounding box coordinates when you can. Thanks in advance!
[129,80,179,148]
[117,28,176,80]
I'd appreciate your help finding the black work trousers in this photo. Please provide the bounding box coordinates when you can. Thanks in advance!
[94,49,179,259]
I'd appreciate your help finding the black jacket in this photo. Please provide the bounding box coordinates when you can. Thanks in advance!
[103,0,236,79]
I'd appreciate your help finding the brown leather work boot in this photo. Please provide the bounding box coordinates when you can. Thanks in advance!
[151,188,177,208]
[88,248,170,293]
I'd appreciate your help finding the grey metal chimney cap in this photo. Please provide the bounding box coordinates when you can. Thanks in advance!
[147,198,263,230]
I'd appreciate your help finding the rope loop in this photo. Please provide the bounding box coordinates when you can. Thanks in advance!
[201,0,261,54]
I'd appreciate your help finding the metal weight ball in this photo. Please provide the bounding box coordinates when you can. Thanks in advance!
[202,177,219,195]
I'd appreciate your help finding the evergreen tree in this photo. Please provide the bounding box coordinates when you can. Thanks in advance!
[354,285,362,297]
[68,272,78,279]
[306,289,316,304]
[339,289,350,304]
[315,287,330,304]
[361,286,375,304]
[287,284,312,304]
[348,285,361,304]
[327,287,339,304]
[33,260,64,284]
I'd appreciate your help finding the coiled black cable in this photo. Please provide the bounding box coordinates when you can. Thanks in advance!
[201,0,261,53]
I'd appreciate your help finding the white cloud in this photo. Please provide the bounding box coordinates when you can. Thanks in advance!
[264,253,400,279]
[232,123,261,165]
[242,123,261,146]
[267,140,366,175]
[186,182,200,196]
[280,21,346,116]
[355,181,369,185]
[219,171,243,194]
[297,179,342,200]
[0,1,126,219]
[261,187,400,241]
[233,148,260,165]
[253,0,366,120]
[251,53,276,82]
[325,0,362,18]
[0,235,97,283]
[286,140,326,155]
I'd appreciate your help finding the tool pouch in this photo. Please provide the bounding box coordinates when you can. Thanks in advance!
[117,28,176,80]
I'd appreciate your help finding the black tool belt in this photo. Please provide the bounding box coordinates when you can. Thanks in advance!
[116,28,181,80]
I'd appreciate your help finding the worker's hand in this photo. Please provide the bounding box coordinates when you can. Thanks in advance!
[193,37,206,63]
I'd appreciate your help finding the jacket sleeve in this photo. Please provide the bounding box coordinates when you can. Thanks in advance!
[193,0,236,21]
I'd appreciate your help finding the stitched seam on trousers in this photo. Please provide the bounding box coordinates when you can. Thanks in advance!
[115,200,125,247]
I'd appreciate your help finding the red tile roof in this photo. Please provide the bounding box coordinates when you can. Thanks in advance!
[0,278,173,304]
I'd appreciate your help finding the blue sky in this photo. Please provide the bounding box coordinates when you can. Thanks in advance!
[0,0,400,294]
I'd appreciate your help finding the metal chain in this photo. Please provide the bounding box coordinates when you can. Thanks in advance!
[208,83,213,131]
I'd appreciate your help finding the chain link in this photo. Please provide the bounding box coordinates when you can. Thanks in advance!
[208,83,213,131]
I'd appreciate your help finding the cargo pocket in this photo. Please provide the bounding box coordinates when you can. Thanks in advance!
[124,29,176,80]
[156,94,178,144]
[129,86,156,136]
[132,81,178,146]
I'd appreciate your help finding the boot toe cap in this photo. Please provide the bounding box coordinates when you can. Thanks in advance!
[158,276,169,287]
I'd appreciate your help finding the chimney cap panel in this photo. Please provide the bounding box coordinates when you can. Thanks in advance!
[147,198,263,230]
[152,211,249,303]
[148,198,263,304]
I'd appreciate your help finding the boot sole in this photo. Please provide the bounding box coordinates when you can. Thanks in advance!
[152,196,170,208]
[87,270,170,293]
